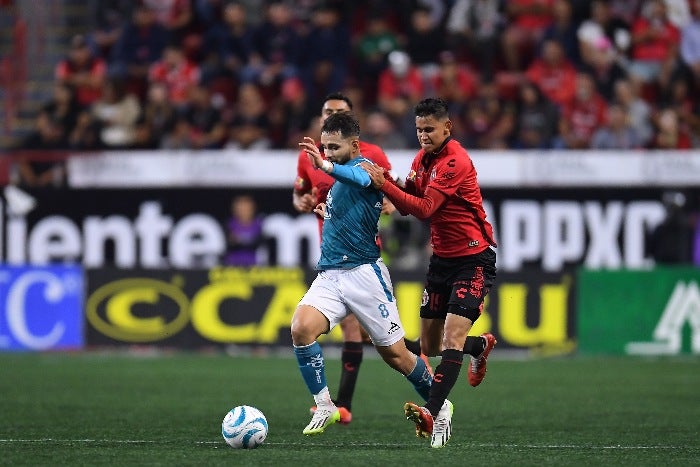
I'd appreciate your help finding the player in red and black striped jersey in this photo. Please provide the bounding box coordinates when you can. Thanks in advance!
[362,97,497,448]
[293,93,427,425]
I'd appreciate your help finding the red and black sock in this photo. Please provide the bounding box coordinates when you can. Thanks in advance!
[425,348,463,416]
[335,341,363,410]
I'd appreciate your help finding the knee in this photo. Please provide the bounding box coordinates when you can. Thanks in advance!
[290,309,318,346]
[290,318,308,346]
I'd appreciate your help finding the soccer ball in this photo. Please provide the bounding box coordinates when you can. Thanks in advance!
[221,405,268,449]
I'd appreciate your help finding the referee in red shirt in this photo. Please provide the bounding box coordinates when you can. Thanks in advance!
[362,97,497,448]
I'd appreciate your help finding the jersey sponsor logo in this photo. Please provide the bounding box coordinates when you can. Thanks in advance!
[374,202,382,209]
[468,240,479,247]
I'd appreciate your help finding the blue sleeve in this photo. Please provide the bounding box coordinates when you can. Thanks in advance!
[330,162,371,188]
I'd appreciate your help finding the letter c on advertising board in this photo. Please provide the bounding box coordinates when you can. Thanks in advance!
[4,271,70,350]
[86,278,189,342]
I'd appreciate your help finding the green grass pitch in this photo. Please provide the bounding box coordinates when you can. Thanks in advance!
[1,352,699,466]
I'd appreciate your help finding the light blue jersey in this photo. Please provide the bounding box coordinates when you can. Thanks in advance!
[317,156,382,270]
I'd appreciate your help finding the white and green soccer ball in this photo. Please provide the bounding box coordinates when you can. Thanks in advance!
[222,405,268,449]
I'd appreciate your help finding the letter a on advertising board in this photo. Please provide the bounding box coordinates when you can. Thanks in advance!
[625,281,700,356]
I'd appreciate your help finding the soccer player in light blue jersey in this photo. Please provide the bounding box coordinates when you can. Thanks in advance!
[291,112,437,436]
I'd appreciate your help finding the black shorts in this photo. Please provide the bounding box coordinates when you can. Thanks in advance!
[420,247,497,321]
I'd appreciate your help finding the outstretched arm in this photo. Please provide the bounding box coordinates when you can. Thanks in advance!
[299,136,371,187]
[381,182,447,220]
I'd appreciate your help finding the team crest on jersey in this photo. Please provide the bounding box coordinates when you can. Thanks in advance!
[406,170,417,182]
[430,168,437,180]
[294,176,305,190]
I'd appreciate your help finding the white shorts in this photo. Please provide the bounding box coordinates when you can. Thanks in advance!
[298,260,405,347]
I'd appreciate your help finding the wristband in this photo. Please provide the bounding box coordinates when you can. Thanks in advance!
[321,160,333,173]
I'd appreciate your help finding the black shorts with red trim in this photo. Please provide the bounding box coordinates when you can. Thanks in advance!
[419,247,497,320]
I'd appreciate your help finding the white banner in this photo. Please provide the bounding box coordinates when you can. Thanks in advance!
[67,149,700,188]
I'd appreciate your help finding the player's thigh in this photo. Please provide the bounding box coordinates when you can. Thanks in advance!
[297,271,349,334]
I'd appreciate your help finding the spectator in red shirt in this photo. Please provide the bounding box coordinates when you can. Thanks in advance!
[502,0,555,71]
[148,44,201,107]
[525,38,578,108]
[628,0,681,89]
[55,34,107,107]
[554,72,609,149]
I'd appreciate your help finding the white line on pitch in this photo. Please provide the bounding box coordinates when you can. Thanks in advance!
[0,439,694,450]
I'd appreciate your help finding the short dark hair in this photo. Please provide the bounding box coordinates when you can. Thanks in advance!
[324,92,353,110]
[321,112,360,138]
[415,98,449,120]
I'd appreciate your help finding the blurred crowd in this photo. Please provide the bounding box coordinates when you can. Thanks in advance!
[16,0,700,154]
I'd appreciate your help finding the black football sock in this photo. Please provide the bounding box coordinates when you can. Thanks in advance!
[425,349,463,416]
[404,338,421,356]
[335,341,363,410]
[463,335,486,357]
